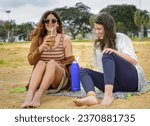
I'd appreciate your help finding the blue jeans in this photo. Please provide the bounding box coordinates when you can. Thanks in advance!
[80,53,138,93]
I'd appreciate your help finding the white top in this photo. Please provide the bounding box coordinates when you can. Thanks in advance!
[93,32,145,91]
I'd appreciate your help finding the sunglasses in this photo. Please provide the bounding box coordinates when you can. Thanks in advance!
[43,18,57,24]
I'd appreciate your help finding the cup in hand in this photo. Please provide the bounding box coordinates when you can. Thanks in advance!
[47,35,56,47]
[46,27,56,48]
[49,35,56,47]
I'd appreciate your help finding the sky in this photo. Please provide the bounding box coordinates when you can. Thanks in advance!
[0,0,150,24]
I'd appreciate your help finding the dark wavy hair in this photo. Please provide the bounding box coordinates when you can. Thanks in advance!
[31,10,63,39]
[94,12,116,50]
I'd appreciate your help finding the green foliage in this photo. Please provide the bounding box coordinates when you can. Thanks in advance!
[0,23,8,41]
[116,22,127,33]
[134,10,150,41]
[0,3,150,42]
[134,10,150,27]
[1,20,17,42]
[130,37,140,41]
[15,22,35,41]
[55,2,92,39]
[127,93,133,98]
[89,14,96,29]
[101,4,138,34]
[9,87,26,93]
[0,59,5,64]
[147,20,150,28]
[0,21,35,42]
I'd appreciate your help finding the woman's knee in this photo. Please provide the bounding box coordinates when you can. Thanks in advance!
[47,59,58,68]
[80,68,90,77]
[102,53,115,63]
[102,53,114,59]
[36,60,46,67]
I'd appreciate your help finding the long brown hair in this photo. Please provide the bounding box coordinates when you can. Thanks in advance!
[31,10,63,39]
[94,12,116,50]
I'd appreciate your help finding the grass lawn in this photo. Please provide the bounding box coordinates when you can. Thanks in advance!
[0,41,150,108]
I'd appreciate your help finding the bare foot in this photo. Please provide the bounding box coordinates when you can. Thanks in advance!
[73,95,98,106]
[30,90,43,108]
[21,91,34,108]
[101,95,114,107]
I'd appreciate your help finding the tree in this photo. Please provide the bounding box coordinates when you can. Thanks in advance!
[9,20,17,42]
[134,10,150,41]
[55,2,92,39]
[100,4,138,36]
[148,20,150,28]
[0,20,7,42]
[0,21,34,42]
[89,14,96,29]
[0,20,17,42]
[0,25,7,42]
[116,22,128,33]
[15,22,35,41]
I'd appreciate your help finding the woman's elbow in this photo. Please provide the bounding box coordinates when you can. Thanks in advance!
[28,59,34,65]
[28,57,35,65]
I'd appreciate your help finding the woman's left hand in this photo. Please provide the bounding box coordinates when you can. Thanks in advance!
[102,48,117,54]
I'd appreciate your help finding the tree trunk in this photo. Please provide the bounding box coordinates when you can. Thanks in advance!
[72,34,76,40]
[140,24,144,41]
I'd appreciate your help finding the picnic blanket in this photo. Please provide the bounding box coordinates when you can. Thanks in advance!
[47,81,150,99]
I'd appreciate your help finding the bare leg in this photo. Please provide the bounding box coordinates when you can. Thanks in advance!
[101,85,114,107]
[31,60,64,107]
[21,90,34,108]
[21,61,46,108]
[73,91,98,106]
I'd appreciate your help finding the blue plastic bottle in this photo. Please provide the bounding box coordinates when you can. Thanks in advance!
[71,61,80,92]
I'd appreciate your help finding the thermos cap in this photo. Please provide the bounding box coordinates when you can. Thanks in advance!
[73,61,77,63]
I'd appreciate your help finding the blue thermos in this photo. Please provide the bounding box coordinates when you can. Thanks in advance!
[71,61,80,92]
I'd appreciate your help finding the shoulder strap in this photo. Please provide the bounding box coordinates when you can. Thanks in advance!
[59,34,65,45]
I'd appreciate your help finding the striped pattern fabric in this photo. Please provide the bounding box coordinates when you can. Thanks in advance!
[40,34,65,63]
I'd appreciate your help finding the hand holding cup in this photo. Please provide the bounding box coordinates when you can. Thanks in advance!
[47,27,56,48]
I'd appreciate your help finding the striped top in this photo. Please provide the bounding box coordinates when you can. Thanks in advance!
[40,34,65,63]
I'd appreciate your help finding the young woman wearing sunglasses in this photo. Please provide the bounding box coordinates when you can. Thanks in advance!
[21,10,75,108]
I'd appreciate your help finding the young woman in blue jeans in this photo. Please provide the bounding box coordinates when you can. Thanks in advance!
[73,12,145,107]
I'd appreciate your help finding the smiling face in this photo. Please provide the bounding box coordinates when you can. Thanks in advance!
[94,23,105,39]
[44,14,59,34]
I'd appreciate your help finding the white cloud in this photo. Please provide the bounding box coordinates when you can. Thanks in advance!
[0,0,57,8]
[0,0,149,24]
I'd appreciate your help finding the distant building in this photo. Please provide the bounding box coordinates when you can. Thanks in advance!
[147,29,150,37]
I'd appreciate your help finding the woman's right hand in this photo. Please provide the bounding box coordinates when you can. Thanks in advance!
[38,36,51,52]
